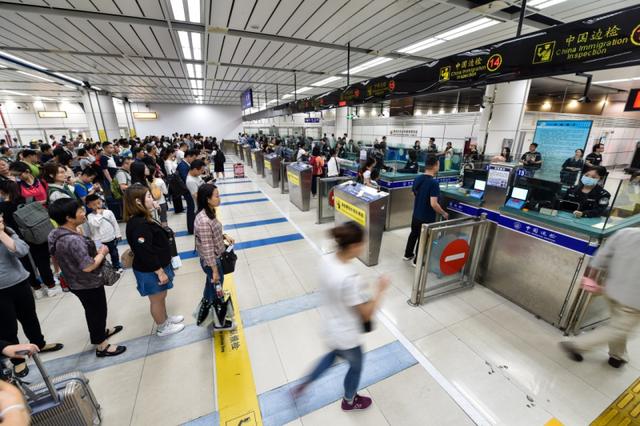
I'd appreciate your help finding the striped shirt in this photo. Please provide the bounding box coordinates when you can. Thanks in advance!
[194,210,225,267]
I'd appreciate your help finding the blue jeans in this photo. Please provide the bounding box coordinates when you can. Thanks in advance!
[200,258,223,303]
[305,346,363,400]
[185,194,195,234]
[104,239,121,269]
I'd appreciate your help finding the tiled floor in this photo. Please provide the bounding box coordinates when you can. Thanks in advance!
[14,155,640,425]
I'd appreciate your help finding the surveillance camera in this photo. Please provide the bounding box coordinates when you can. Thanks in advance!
[578,96,592,103]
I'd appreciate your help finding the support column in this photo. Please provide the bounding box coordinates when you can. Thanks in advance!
[81,90,100,142]
[81,90,120,142]
[124,100,137,138]
[335,106,353,140]
[476,80,531,156]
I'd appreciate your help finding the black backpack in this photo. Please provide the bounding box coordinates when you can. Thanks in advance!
[168,173,189,196]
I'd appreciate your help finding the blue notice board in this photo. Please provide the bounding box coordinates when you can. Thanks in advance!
[532,120,592,182]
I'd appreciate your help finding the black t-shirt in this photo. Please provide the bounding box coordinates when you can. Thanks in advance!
[585,152,602,166]
[412,174,440,222]
[521,151,542,169]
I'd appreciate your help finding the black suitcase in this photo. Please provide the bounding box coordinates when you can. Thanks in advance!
[22,353,102,425]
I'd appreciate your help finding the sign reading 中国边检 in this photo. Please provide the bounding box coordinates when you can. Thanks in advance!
[335,197,366,226]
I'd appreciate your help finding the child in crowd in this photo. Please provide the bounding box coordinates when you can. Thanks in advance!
[85,194,123,273]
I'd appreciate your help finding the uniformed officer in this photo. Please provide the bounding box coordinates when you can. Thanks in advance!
[585,143,605,168]
[564,166,610,218]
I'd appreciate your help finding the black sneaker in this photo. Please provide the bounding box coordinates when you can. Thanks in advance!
[559,342,583,362]
[608,357,627,368]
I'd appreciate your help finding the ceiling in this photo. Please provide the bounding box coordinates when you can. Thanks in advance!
[0,0,638,107]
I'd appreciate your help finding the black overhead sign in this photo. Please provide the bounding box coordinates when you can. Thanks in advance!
[248,5,640,120]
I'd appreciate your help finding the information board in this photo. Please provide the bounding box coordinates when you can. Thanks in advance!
[241,89,253,110]
[532,120,592,182]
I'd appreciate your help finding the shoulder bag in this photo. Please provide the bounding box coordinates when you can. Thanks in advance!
[218,242,237,274]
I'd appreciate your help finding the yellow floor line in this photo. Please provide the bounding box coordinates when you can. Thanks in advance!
[545,418,564,426]
[592,377,640,426]
[214,274,263,426]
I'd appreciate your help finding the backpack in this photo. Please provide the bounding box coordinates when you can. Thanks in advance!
[13,202,54,244]
[168,173,189,196]
[47,185,77,204]
[110,177,123,200]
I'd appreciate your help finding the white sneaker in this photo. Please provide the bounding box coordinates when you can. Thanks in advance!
[156,322,185,337]
[45,286,62,297]
[33,288,46,300]
[167,315,184,324]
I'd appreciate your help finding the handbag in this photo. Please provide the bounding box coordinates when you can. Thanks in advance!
[98,260,121,287]
[219,245,237,274]
[120,248,134,269]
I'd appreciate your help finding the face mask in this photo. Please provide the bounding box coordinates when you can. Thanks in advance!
[581,176,599,186]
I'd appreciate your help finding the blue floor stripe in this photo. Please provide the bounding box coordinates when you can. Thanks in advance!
[215,179,252,185]
[219,198,268,206]
[219,190,261,197]
[178,233,304,259]
[242,292,320,328]
[118,217,289,245]
[182,412,219,426]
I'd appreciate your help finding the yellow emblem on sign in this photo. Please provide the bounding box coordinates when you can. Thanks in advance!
[439,66,451,81]
[264,159,271,170]
[287,171,299,186]
[335,197,366,226]
[533,41,555,64]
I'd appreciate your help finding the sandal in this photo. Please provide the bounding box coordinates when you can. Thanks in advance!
[40,343,64,353]
[13,362,29,378]
[96,344,127,358]
[105,325,124,339]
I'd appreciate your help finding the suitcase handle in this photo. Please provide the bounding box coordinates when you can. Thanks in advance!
[17,351,60,404]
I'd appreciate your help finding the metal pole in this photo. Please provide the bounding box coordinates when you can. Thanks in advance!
[0,105,11,146]
[517,0,527,37]
[276,84,279,105]
[347,42,350,87]
[294,72,297,101]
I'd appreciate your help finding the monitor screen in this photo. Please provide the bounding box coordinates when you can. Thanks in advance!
[474,180,486,191]
[463,169,489,189]
[241,89,254,110]
[511,187,528,200]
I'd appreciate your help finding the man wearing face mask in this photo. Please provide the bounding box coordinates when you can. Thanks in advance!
[564,166,610,218]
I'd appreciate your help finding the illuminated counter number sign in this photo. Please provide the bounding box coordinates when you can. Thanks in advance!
[335,197,366,226]
[287,171,300,186]
[487,53,503,71]
[632,24,640,46]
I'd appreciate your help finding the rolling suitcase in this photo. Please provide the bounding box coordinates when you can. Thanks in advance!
[233,163,245,178]
[22,353,102,425]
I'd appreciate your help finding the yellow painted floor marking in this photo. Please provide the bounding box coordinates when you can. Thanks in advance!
[214,274,263,426]
[592,377,640,425]
[545,418,564,426]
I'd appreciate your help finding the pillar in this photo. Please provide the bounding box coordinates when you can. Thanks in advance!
[81,90,120,142]
[335,106,353,140]
[476,80,531,156]
[124,100,137,138]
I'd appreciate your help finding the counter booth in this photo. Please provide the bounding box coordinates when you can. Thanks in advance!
[434,167,640,335]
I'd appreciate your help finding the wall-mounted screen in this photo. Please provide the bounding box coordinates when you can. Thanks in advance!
[531,120,592,182]
[241,89,254,110]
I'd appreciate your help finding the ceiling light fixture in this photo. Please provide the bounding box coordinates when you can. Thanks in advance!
[0,64,7,69]
[17,70,54,82]
[0,51,47,71]
[92,86,103,91]
[187,0,200,23]
[294,87,312,94]
[311,76,341,87]
[33,100,44,109]
[341,57,393,75]
[282,94,293,99]
[178,31,192,60]
[194,64,202,79]
[191,33,202,60]
[527,0,567,9]
[53,72,84,85]
[186,63,195,78]
[397,18,498,54]
[170,0,185,20]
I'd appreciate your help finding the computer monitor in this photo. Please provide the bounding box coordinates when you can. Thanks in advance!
[511,187,529,201]
[463,169,489,189]
[474,180,486,191]
[527,177,562,209]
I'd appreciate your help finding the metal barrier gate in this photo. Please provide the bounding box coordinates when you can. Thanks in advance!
[317,176,351,223]
[408,215,488,306]
[280,161,290,194]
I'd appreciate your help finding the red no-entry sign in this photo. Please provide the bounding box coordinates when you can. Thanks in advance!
[439,239,470,275]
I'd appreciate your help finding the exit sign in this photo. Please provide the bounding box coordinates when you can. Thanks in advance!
[624,88,640,111]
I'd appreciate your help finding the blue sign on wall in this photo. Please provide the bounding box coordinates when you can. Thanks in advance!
[304,117,320,123]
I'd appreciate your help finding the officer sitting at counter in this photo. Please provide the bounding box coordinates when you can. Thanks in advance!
[398,150,419,174]
[563,166,611,218]
[520,143,543,173]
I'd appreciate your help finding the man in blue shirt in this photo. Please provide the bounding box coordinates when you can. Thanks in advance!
[403,155,449,265]
[177,149,198,234]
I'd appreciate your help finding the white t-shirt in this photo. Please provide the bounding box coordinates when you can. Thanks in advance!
[186,174,204,202]
[363,170,371,181]
[176,150,185,162]
[318,253,368,350]
[327,156,341,177]
[153,177,168,204]
[296,148,307,161]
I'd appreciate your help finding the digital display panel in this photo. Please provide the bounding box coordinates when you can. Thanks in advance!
[532,120,592,182]
[474,180,486,191]
[241,89,253,110]
[511,187,529,200]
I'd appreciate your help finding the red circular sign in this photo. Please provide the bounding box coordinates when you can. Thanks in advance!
[439,239,470,276]
[389,80,396,91]
[329,189,335,207]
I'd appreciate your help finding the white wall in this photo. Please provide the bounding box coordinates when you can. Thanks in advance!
[132,103,243,139]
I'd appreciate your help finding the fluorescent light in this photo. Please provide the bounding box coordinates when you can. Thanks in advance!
[311,76,341,87]
[282,94,293,99]
[17,70,54,83]
[39,96,56,101]
[33,100,44,109]
[437,18,499,41]
[189,79,202,90]
[170,0,185,20]
[133,111,158,119]
[194,64,202,78]
[38,111,67,118]
[0,64,6,69]
[398,38,445,54]
[341,57,393,75]
[594,78,636,84]
[1,90,27,96]
[187,0,200,23]
[191,33,202,60]
[53,72,84,85]
[267,99,277,104]
[92,86,103,91]
[178,31,192,60]
[0,51,47,71]
[186,63,195,78]
[528,0,567,9]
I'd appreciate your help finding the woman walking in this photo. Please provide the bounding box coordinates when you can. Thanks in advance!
[309,146,325,197]
[194,183,234,329]
[123,185,184,337]
[212,145,226,180]
[48,198,126,357]
[293,222,390,411]
[0,215,63,376]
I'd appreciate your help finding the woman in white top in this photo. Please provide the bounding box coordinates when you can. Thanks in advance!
[152,170,169,227]
[293,222,389,411]
[327,148,346,177]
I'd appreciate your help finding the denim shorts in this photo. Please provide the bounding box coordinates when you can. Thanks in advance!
[133,265,174,297]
